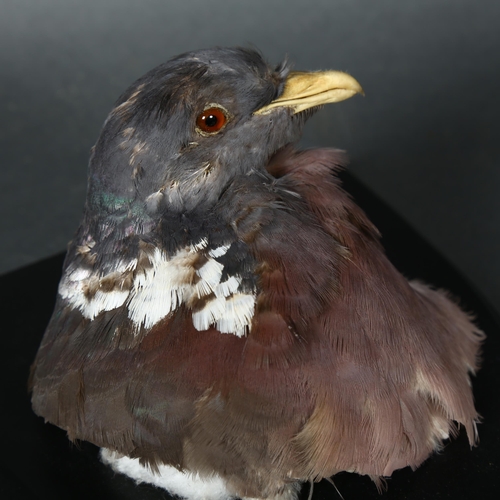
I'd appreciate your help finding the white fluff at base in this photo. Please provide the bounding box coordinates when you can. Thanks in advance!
[100,448,235,500]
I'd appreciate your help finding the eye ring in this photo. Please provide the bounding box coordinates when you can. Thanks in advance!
[196,104,231,136]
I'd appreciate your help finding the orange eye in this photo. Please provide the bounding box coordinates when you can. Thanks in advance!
[196,106,228,135]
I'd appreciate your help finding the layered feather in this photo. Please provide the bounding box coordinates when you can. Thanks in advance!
[31,148,483,499]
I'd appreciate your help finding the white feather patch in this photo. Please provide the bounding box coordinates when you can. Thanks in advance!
[100,448,234,500]
[191,237,208,252]
[127,243,255,334]
[192,297,227,331]
[60,240,256,336]
[127,247,198,329]
[196,258,224,289]
[208,244,230,258]
[216,293,256,337]
[81,289,130,319]
[59,259,137,320]
[214,276,241,298]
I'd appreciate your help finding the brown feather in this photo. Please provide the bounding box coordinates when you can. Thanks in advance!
[31,147,483,499]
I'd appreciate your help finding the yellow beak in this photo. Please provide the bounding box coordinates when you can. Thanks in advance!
[254,70,363,115]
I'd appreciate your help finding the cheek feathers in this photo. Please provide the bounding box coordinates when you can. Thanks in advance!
[59,240,256,337]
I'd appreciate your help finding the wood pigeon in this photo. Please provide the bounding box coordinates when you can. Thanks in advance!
[30,47,484,500]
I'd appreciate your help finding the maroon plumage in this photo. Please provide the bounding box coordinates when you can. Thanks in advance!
[30,48,483,500]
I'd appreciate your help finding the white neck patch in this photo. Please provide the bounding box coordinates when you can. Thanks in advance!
[59,240,256,337]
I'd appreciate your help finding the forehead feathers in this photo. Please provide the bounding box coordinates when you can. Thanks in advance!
[114,48,289,127]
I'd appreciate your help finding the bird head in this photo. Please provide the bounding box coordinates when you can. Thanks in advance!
[87,47,363,221]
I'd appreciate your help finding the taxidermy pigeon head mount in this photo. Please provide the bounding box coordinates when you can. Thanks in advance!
[31,47,483,500]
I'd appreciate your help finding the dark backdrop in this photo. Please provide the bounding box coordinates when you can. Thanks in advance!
[1,0,499,314]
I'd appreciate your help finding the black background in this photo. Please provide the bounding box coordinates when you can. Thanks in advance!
[1,0,499,315]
